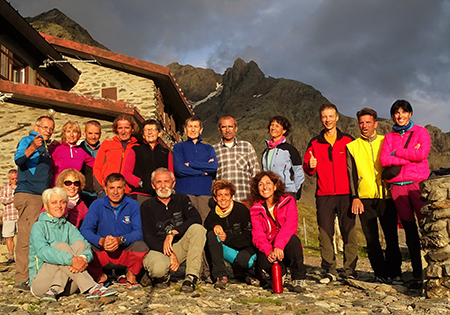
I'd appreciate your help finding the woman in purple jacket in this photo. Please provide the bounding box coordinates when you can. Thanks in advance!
[380,100,430,290]
[249,171,306,292]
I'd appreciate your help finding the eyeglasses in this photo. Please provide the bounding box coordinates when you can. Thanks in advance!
[143,128,159,134]
[38,125,54,132]
[64,180,81,187]
[220,125,235,130]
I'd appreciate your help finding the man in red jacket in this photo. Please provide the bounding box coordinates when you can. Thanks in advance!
[303,103,358,283]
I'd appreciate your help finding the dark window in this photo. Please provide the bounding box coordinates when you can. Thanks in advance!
[0,44,12,80]
[102,87,117,100]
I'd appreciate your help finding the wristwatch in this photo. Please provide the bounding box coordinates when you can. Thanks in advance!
[138,180,143,188]
[167,230,175,236]
[120,236,126,244]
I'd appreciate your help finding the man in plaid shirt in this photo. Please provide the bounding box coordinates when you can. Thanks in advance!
[1,169,18,265]
[213,116,260,207]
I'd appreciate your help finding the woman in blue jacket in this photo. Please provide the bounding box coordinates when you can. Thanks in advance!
[262,116,304,200]
[29,187,117,301]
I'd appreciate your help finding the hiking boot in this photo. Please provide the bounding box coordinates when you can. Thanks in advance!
[140,272,153,287]
[245,276,260,287]
[408,278,422,291]
[14,280,30,291]
[391,276,405,285]
[154,274,170,289]
[371,276,388,284]
[181,277,196,293]
[291,279,307,293]
[214,276,228,290]
[319,273,336,284]
[42,287,58,302]
[6,258,15,265]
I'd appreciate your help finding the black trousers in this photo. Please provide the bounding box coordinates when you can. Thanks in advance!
[359,198,402,279]
[316,195,358,277]
[206,230,256,280]
[257,235,306,280]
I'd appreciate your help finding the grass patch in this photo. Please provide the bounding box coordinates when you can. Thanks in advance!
[195,284,206,292]
[27,300,43,312]
[239,297,282,306]
[296,310,309,315]
[297,201,369,259]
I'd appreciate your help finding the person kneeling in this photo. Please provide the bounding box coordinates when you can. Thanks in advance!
[250,171,307,293]
[29,187,117,301]
[205,180,258,289]
[80,173,148,290]
[141,168,206,293]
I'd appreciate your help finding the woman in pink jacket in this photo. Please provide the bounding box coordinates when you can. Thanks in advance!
[51,121,95,186]
[249,171,306,292]
[380,100,430,290]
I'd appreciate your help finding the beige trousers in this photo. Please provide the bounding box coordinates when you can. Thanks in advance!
[14,192,43,283]
[143,224,206,278]
[30,241,96,297]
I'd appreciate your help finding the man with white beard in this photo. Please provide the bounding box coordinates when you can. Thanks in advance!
[140,168,205,293]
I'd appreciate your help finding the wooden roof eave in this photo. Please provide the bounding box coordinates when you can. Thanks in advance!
[0,80,144,122]
[0,1,80,87]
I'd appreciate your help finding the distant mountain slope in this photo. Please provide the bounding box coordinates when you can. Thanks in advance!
[26,8,109,50]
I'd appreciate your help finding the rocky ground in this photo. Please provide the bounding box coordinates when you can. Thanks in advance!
[0,256,449,315]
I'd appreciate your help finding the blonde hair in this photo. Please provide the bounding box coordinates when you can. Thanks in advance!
[56,168,86,191]
[61,121,81,143]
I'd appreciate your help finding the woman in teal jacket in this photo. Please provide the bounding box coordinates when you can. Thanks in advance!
[29,187,117,301]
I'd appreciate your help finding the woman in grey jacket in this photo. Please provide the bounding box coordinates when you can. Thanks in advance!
[262,116,304,200]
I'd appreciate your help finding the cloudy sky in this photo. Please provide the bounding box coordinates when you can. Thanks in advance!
[9,0,450,132]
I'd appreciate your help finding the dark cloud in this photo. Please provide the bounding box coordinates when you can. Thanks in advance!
[9,0,450,131]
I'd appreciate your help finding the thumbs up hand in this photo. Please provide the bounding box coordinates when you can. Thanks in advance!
[309,151,317,169]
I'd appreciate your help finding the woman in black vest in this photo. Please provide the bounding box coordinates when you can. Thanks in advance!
[123,119,174,205]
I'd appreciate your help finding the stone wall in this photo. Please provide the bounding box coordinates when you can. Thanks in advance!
[67,56,159,120]
[0,101,116,185]
[420,175,450,298]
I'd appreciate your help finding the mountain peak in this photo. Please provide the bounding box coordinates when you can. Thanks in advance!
[25,8,109,51]
[222,58,265,97]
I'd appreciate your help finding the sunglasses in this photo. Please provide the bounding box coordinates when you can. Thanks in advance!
[64,180,81,187]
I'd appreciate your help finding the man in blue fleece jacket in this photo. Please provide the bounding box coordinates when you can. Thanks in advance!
[80,173,148,290]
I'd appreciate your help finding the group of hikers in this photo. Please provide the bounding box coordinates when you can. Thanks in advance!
[1,98,430,301]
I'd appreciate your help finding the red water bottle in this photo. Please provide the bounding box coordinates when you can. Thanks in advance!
[272,261,283,293]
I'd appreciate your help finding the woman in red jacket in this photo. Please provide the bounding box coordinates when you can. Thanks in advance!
[249,171,306,292]
[93,114,139,196]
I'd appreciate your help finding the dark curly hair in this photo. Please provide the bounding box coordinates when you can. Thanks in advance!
[211,180,236,197]
[249,171,286,205]
[267,116,291,137]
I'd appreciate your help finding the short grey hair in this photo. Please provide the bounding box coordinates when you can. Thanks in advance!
[42,187,68,205]
[151,167,175,184]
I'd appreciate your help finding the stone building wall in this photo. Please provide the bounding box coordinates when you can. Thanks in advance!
[0,101,116,185]
[67,57,159,120]
[420,175,450,298]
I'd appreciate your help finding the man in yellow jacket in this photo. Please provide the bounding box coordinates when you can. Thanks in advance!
[346,108,403,284]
